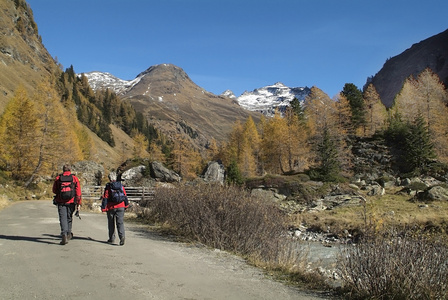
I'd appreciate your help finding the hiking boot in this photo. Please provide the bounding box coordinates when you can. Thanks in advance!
[107,239,115,244]
[67,232,73,241]
[119,237,125,246]
[60,234,68,245]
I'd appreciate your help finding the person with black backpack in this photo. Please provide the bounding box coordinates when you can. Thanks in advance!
[52,164,82,245]
[101,172,128,246]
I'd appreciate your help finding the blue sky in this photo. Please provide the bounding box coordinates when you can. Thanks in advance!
[27,0,448,98]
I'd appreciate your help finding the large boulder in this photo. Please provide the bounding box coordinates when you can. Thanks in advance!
[423,185,448,201]
[202,161,225,185]
[120,165,146,186]
[72,161,104,186]
[150,161,181,183]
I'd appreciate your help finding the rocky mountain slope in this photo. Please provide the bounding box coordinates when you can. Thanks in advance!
[84,64,261,149]
[0,0,58,113]
[368,28,448,108]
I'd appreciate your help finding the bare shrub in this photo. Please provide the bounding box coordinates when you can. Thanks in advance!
[139,182,307,268]
[338,228,448,299]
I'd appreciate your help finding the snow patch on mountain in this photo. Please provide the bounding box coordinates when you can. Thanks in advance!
[220,90,237,99]
[236,82,310,115]
[83,71,310,116]
[81,71,141,95]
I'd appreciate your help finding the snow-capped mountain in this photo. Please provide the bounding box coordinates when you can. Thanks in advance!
[235,82,310,115]
[220,90,237,99]
[82,69,310,117]
[81,71,141,95]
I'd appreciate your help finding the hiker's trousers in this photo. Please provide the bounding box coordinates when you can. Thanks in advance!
[107,207,125,240]
[58,203,76,236]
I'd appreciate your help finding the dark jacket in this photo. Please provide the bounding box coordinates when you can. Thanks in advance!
[101,181,128,212]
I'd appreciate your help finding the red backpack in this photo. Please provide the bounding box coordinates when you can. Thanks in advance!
[59,174,75,201]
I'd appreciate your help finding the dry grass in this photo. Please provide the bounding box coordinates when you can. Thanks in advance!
[135,182,320,288]
[338,227,448,299]
[295,187,448,239]
[0,195,10,210]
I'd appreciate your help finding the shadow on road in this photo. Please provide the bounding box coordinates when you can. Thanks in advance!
[0,234,109,245]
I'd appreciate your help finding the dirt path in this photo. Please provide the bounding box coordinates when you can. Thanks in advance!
[0,200,331,299]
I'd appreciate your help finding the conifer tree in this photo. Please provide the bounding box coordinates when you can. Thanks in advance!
[313,125,340,181]
[363,84,387,136]
[132,132,149,159]
[171,134,201,180]
[342,83,366,133]
[226,159,244,185]
[335,93,352,135]
[404,113,436,174]
[393,69,448,162]
[149,141,166,163]
[0,87,39,179]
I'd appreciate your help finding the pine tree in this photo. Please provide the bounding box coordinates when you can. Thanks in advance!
[342,83,366,133]
[226,159,244,185]
[313,125,340,181]
[404,113,436,175]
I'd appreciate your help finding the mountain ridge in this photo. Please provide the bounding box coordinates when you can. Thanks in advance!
[83,64,261,150]
[369,28,448,107]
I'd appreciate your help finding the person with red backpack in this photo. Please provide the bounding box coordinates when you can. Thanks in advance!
[101,172,128,246]
[52,164,82,245]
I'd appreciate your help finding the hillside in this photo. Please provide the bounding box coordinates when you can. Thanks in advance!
[369,28,448,107]
[85,64,262,149]
[0,0,133,169]
[0,0,58,113]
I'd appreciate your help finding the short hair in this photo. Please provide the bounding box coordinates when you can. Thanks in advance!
[108,172,117,181]
[63,164,71,172]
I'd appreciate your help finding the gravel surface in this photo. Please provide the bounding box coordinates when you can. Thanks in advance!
[0,200,332,299]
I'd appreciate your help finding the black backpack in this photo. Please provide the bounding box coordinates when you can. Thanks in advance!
[59,174,75,201]
[108,181,127,203]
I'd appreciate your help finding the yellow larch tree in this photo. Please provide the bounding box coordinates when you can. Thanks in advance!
[132,131,150,159]
[304,86,351,173]
[334,93,352,135]
[0,86,39,180]
[363,84,387,136]
[394,69,448,161]
[171,134,201,180]
[27,80,83,184]
[149,140,166,163]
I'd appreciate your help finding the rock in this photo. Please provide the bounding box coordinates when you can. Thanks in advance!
[120,165,146,186]
[367,184,385,196]
[251,188,287,202]
[425,185,448,201]
[202,161,225,185]
[72,161,105,186]
[150,161,181,183]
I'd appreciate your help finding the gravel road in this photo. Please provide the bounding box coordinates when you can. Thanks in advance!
[0,200,332,300]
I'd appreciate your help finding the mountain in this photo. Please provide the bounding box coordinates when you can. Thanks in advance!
[235,82,310,115]
[369,29,448,108]
[0,0,58,113]
[84,64,261,149]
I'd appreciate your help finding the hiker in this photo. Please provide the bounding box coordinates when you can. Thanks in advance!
[101,172,128,245]
[52,164,82,245]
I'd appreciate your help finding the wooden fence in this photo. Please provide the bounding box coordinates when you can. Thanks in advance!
[82,185,155,202]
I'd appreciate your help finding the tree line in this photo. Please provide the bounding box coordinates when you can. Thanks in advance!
[0,66,445,185]
[218,68,448,183]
